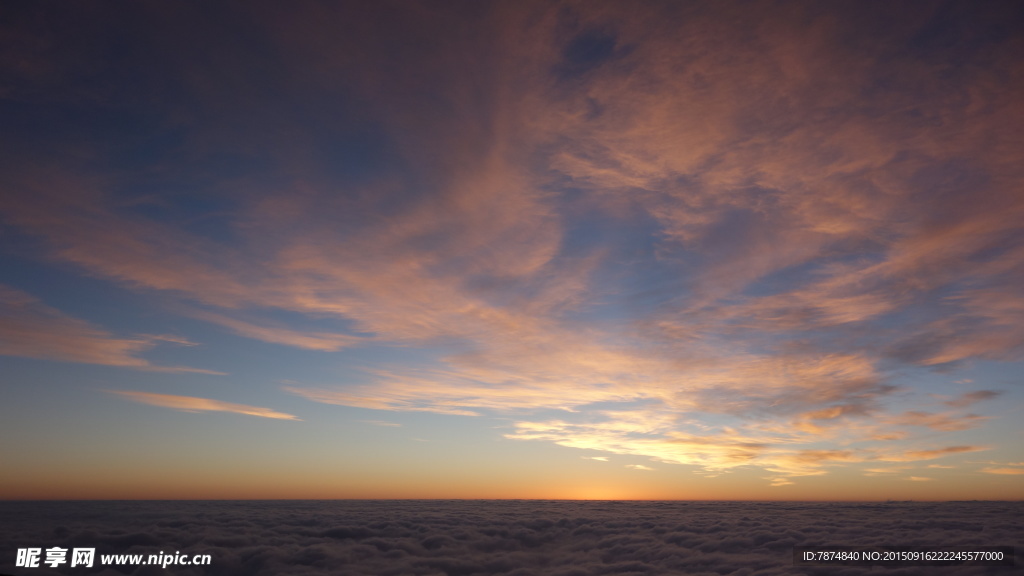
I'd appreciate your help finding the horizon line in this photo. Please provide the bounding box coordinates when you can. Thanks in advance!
[2,498,1018,503]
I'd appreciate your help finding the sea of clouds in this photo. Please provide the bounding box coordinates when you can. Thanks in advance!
[1,501,1019,576]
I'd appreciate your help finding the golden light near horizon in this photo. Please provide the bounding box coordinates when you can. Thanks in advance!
[0,0,1023,502]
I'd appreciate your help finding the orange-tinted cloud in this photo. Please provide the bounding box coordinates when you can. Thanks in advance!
[897,446,986,461]
[942,390,1003,408]
[625,464,654,471]
[888,411,989,432]
[0,285,221,374]
[108,390,298,420]
[980,467,1024,475]
[190,311,367,351]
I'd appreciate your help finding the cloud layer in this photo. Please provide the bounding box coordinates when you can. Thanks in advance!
[0,500,1020,576]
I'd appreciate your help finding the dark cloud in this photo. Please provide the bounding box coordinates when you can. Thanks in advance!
[943,391,1003,409]
[1,501,1020,576]
[555,28,622,81]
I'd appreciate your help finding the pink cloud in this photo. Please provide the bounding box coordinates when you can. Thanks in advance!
[189,310,367,351]
[889,411,989,432]
[108,390,298,420]
[0,285,221,374]
[942,390,1003,409]
[980,467,1024,475]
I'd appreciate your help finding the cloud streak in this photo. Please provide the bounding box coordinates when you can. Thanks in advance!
[981,467,1024,475]
[108,390,299,420]
[0,285,221,374]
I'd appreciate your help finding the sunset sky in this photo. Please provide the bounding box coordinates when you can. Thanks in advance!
[1,1,1022,501]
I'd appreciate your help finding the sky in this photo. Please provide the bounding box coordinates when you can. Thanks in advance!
[0,0,1022,501]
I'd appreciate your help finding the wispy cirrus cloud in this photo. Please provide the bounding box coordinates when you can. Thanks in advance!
[980,467,1024,475]
[188,310,368,352]
[887,411,989,432]
[896,446,986,461]
[863,466,912,477]
[108,390,298,420]
[505,408,988,481]
[941,391,1003,409]
[0,285,221,374]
